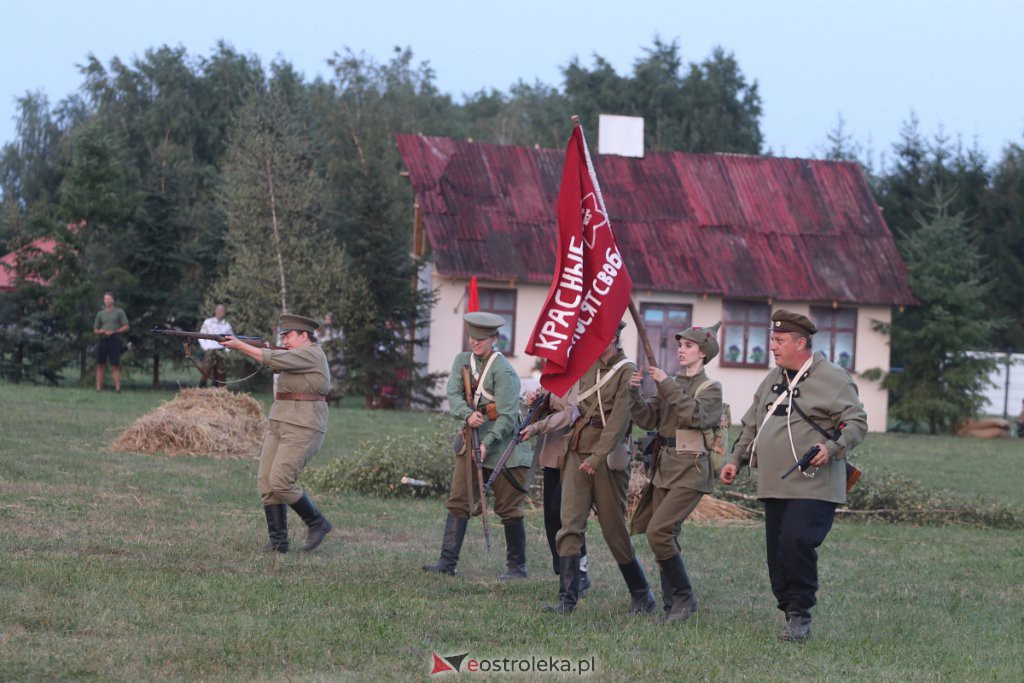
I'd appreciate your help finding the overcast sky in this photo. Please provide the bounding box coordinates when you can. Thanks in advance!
[3,0,1022,165]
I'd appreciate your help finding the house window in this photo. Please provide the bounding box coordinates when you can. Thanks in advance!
[810,306,857,370]
[464,287,516,355]
[637,303,692,376]
[721,300,770,368]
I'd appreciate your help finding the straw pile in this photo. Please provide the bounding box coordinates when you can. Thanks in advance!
[112,388,266,459]
[627,461,760,524]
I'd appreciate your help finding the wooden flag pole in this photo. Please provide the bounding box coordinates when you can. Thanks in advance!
[571,114,655,369]
[628,300,658,369]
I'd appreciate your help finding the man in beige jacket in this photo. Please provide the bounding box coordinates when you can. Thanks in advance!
[721,309,867,642]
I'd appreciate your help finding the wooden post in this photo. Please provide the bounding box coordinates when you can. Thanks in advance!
[628,300,657,368]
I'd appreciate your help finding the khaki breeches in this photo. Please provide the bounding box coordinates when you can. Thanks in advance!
[445,455,528,521]
[556,450,636,564]
[258,420,325,505]
[646,486,704,560]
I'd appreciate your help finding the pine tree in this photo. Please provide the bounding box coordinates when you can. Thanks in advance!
[210,87,346,337]
[871,188,996,433]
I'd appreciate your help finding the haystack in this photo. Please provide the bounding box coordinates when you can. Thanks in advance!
[956,418,1010,439]
[627,461,760,524]
[113,388,266,459]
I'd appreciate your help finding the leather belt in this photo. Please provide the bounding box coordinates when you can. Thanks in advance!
[275,392,328,401]
[661,436,677,447]
[587,417,605,428]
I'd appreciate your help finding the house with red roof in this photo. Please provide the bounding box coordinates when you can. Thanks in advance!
[396,133,914,431]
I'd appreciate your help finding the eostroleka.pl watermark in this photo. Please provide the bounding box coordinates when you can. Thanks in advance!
[431,652,596,676]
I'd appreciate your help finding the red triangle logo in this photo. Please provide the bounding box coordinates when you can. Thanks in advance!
[430,652,455,675]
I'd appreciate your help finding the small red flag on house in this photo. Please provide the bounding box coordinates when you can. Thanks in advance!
[525,121,633,397]
[467,275,480,312]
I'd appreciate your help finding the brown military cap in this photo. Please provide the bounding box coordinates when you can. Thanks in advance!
[770,309,818,336]
[464,311,505,340]
[278,313,320,334]
[675,320,723,362]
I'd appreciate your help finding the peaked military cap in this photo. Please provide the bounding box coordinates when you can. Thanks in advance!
[770,309,818,336]
[464,311,505,340]
[675,320,723,362]
[278,313,320,334]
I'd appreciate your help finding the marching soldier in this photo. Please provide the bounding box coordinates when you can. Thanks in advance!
[519,386,592,597]
[546,321,656,615]
[222,313,334,554]
[422,312,533,578]
[720,309,867,642]
[628,322,723,623]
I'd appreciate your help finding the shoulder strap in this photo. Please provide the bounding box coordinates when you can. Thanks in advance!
[470,352,503,405]
[789,400,842,442]
[578,357,633,428]
[694,379,719,398]
[577,358,632,401]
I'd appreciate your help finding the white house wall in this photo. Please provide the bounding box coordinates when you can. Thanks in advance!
[425,269,891,432]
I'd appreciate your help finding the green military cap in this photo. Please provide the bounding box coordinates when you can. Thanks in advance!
[770,309,818,336]
[675,320,722,362]
[278,313,320,334]
[464,311,505,339]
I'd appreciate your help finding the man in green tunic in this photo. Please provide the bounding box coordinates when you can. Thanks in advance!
[629,321,723,623]
[222,313,334,554]
[422,312,533,578]
[546,322,655,615]
[721,309,867,642]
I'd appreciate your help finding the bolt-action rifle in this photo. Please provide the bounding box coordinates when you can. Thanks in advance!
[150,327,282,384]
[461,365,491,551]
[483,391,550,493]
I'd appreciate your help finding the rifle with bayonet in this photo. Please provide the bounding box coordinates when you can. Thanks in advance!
[461,365,491,551]
[483,391,550,493]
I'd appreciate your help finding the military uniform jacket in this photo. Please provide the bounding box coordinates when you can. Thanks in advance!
[630,369,722,493]
[529,386,578,469]
[728,352,867,504]
[446,351,531,470]
[572,351,637,470]
[260,345,330,433]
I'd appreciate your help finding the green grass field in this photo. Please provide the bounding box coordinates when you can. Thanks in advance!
[1,383,1022,681]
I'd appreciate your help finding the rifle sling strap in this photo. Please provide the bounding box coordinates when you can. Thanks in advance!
[788,399,842,442]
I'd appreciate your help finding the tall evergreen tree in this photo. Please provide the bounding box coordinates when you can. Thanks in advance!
[209,88,346,336]
[979,142,1024,349]
[868,188,996,433]
[315,47,449,406]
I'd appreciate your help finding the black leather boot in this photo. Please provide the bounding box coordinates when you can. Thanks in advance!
[659,566,671,613]
[289,490,333,552]
[578,549,591,598]
[543,555,580,613]
[498,519,528,580]
[422,513,468,575]
[618,556,656,614]
[659,553,698,623]
[262,503,289,553]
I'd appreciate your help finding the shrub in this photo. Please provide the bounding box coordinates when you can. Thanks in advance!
[724,464,1023,530]
[305,414,456,498]
[844,470,1023,529]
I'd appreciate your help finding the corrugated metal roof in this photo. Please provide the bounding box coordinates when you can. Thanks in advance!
[396,133,915,305]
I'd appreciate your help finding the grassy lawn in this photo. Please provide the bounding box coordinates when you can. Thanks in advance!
[1,383,1022,681]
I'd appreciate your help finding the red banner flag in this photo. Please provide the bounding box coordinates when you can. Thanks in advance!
[525,122,633,396]
[467,275,480,312]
